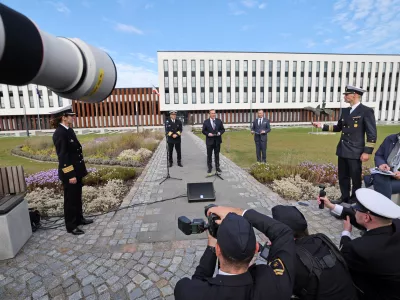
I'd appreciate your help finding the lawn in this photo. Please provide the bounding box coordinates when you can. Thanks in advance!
[195,125,400,168]
[0,133,109,174]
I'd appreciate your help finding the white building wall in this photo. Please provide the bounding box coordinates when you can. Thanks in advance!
[157,51,400,121]
[0,84,70,116]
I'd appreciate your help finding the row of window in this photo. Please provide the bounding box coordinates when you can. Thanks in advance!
[0,88,62,109]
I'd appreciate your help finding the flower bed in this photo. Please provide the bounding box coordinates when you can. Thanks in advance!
[25,167,136,216]
[12,130,163,167]
[250,161,371,201]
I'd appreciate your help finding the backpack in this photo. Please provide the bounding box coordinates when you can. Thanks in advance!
[296,233,349,299]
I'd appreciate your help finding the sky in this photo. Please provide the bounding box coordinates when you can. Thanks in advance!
[3,0,400,88]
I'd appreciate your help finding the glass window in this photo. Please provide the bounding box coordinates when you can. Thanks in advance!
[227,60,231,71]
[292,92,296,102]
[235,76,239,86]
[277,61,281,72]
[252,76,256,86]
[0,92,5,108]
[346,62,350,72]
[244,91,248,103]
[323,77,327,87]
[284,91,288,102]
[244,77,248,87]
[383,62,386,72]
[182,60,187,71]
[244,60,248,72]
[269,77,272,86]
[201,92,205,103]
[174,92,178,104]
[218,92,222,103]
[48,89,54,107]
[227,92,231,103]
[163,60,168,71]
[324,61,328,72]
[226,77,231,87]
[252,91,256,103]
[260,60,265,71]
[293,61,297,72]
[57,94,62,107]
[165,93,170,104]
[260,76,264,87]
[332,62,335,72]
[276,91,280,102]
[200,77,205,87]
[38,90,44,107]
[268,91,272,103]
[173,77,178,87]
[218,77,222,87]
[209,92,214,103]
[285,77,288,86]
[309,61,313,71]
[164,77,169,87]
[183,76,187,87]
[191,60,196,71]
[183,93,188,104]
[331,77,334,86]
[269,60,273,72]
[235,60,239,70]
[316,61,320,71]
[293,77,296,87]
[368,62,372,72]
[301,61,305,72]
[340,62,343,72]
[209,60,213,70]
[285,61,289,72]
[9,93,15,108]
[390,62,393,72]
[235,92,239,103]
[28,90,34,107]
[354,62,358,73]
[192,92,196,104]
[191,77,196,87]
[260,91,264,103]
[200,60,204,71]
[209,77,214,87]
[277,77,280,87]
[218,60,222,71]
[173,60,178,71]
[252,60,256,71]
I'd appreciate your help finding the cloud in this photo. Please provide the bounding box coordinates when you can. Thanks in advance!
[115,23,144,35]
[46,1,70,14]
[258,3,267,9]
[81,1,91,8]
[303,39,317,48]
[332,0,400,52]
[228,3,246,15]
[241,0,258,7]
[145,3,154,9]
[324,38,335,45]
[115,63,158,88]
[130,53,156,64]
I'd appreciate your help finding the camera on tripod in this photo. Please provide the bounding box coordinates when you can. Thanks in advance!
[178,204,220,238]
[319,184,326,209]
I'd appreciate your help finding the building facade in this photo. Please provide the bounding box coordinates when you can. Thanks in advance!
[157,51,400,124]
[0,86,163,131]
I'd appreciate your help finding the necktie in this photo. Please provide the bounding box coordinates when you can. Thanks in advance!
[173,119,175,123]
[212,119,215,130]
[258,119,261,126]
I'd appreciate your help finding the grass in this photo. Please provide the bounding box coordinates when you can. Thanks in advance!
[195,125,400,168]
[0,133,109,174]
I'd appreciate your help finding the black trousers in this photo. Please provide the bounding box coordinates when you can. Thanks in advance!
[168,142,181,162]
[338,157,362,202]
[207,141,221,169]
[63,178,83,231]
[255,139,267,163]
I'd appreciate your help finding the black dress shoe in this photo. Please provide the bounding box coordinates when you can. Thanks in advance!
[331,198,344,205]
[216,167,222,173]
[207,168,212,174]
[169,162,173,167]
[178,162,183,167]
[67,228,85,235]
[80,218,94,225]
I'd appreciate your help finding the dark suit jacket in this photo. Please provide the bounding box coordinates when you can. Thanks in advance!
[174,209,296,300]
[338,207,400,300]
[251,117,271,142]
[374,134,400,168]
[322,103,377,159]
[52,124,87,182]
[202,118,225,146]
[165,118,183,144]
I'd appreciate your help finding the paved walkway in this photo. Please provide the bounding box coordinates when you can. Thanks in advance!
[0,128,347,300]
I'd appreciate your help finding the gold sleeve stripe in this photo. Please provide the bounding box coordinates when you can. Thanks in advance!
[328,125,333,132]
[62,165,74,173]
[168,132,173,136]
[177,131,181,135]
[366,142,376,148]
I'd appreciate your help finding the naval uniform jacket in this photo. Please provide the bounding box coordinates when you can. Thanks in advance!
[322,103,377,159]
[53,124,88,183]
[165,118,183,144]
[174,209,296,300]
[338,208,400,300]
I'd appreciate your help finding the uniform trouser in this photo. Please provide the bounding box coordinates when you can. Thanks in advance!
[63,178,83,232]
[338,157,362,202]
[255,139,267,162]
[373,174,400,199]
[168,142,181,162]
[207,141,220,169]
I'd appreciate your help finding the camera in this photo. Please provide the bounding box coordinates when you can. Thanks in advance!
[178,204,220,238]
[319,184,326,209]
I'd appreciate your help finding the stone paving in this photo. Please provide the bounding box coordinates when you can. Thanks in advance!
[0,127,349,299]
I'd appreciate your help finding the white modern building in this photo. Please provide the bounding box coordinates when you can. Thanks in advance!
[157,51,400,124]
[0,84,70,130]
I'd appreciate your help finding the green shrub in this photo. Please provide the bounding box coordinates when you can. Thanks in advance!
[249,163,294,183]
[83,167,136,186]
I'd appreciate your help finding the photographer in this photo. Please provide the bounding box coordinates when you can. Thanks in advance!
[174,206,295,300]
[271,205,357,300]
[319,188,400,299]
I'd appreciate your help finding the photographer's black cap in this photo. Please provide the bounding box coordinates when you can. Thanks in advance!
[272,205,308,232]
[217,213,256,260]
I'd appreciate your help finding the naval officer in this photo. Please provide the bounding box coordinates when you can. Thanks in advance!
[165,110,183,167]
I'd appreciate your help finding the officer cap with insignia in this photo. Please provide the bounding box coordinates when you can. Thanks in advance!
[217,213,256,260]
[169,110,177,115]
[343,85,366,96]
[271,205,308,232]
[50,105,76,118]
[353,188,400,219]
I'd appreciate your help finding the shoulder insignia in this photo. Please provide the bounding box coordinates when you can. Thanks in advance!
[268,258,285,276]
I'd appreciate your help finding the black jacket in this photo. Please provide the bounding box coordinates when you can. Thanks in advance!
[174,209,296,300]
[165,118,183,144]
[202,118,225,146]
[52,124,88,182]
[293,235,357,300]
[322,103,377,159]
[251,117,271,143]
[338,207,400,300]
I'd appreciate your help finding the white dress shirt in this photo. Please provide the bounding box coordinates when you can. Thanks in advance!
[350,102,361,114]
[60,123,69,130]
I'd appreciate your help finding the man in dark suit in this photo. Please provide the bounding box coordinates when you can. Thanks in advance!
[174,205,296,300]
[272,205,357,300]
[51,106,93,235]
[251,109,271,163]
[165,110,183,167]
[313,85,377,204]
[202,109,225,174]
[365,133,400,199]
[319,189,400,300]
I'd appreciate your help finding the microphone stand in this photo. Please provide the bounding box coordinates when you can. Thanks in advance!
[206,129,224,181]
[159,133,182,185]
